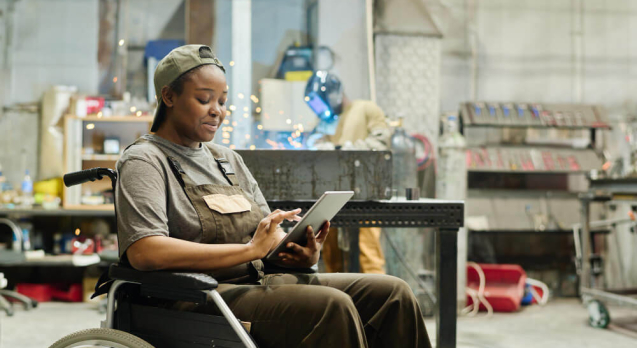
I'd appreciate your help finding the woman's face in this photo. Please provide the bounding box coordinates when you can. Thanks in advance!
[163,65,228,147]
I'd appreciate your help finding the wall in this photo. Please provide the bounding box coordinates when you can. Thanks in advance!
[422,0,637,115]
[124,0,185,99]
[0,0,99,184]
[317,0,370,100]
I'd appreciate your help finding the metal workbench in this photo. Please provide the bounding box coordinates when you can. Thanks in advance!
[0,198,464,348]
[271,198,464,348]
[578,179,637,329]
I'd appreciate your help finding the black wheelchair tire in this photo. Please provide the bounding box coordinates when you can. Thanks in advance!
[49,328,155,348]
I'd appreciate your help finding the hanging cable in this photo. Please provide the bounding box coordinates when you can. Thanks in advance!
[382,230,436,304]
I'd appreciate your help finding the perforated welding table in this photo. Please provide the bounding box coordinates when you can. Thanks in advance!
[270,198,464,348]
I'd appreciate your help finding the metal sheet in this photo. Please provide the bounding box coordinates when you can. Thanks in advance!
[236,150,393,200]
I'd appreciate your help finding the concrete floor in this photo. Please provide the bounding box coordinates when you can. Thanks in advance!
[0,298,635,347]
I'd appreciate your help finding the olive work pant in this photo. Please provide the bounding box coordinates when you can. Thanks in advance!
[175,272,432,348]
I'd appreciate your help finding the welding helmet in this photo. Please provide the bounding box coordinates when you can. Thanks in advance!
[304,71,343,123]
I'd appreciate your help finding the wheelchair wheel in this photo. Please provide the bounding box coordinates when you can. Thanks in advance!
[49,328,155,348]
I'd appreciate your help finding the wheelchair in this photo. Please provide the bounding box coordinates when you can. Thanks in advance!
[50,168,258,348]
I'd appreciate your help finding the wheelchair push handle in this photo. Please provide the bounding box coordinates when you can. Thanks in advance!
[63,168,117,187]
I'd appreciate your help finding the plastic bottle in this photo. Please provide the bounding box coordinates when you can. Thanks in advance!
[390,117,418,197]
[0,163,5,194]
[20,169,34,208]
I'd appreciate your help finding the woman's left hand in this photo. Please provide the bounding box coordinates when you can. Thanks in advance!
[277,221,330,268]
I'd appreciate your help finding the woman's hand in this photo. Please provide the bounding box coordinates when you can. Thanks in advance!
[248,209,302,259]
[277,221,330,268]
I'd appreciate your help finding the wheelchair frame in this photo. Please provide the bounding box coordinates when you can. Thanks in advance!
[58,167,257,348]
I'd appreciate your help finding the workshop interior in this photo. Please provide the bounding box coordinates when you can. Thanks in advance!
[0,0,636,347]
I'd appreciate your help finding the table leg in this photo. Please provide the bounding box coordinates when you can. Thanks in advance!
[347,228,360,273]
[580,197,592,291]
[436,228,457,348]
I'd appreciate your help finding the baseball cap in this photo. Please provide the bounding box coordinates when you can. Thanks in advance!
[151,45,225,132]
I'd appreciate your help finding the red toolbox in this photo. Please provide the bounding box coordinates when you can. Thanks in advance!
[16,283,83,302]
[466,264,527,312]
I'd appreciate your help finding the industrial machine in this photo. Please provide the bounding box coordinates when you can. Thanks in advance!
[460,102,609,232]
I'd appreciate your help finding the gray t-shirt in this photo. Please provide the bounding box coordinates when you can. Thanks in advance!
[115,134,270,258]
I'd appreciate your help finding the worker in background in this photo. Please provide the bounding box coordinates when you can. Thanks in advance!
[305,71,391,274]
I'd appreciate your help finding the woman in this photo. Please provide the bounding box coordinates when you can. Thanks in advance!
[116,44,431,348]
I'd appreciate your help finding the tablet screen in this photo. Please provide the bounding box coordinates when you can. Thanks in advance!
[265,191,354,261]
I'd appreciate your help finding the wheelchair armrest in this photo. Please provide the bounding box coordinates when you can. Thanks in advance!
[109,264,218,290]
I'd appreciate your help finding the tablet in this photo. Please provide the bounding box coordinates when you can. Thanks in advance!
[265,191,354,261]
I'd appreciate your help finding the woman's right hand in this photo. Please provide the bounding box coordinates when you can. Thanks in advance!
[248,209,301,259]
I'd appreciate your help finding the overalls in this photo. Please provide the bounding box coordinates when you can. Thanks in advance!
[128,137,265,284]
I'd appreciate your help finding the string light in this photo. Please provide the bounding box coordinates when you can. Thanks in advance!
[136,111,142,117]
[237,93,245,99]
[118,39,125,46]
[245,134,251,139]
[232,121,238,126]
[226,110,231,116]
[286,119,292,124]
[250,145,256,150]
[222,132,230,138]
[243,107,249,112]
[229,144,236,149]
[130,106,137,113]
[222,139,230,144]
[223,119,230,124]
[86,123,95,130]
[113,77,118,83]
[304,96,310,101]
[255,107,261,113]
[229,61,235,66]
[243,113,249,118]
[97,112,103,118]
[229,105,236,111]
[75,228,81,236]
[257,125,263,130]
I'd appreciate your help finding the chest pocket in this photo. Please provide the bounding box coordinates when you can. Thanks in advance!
[204,194,252,214]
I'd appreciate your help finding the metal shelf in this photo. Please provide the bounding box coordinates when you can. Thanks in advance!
[466,146,602,173]
[463,123,610,130]
[0,205,115,217]
[65,115,154,122]
[82,154,120,161]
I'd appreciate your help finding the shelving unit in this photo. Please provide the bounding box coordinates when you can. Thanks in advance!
[460,102,609,232]
[63,114,153,208]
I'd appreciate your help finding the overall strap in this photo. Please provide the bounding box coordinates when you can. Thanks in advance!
[206,144,240,187]
[214,157,239,187]
[167,156,198,188]
[125,137,199,189]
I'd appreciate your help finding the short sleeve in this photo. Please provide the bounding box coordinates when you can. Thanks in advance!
[115,157,170,257]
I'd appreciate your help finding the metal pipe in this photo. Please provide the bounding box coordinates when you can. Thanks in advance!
[0,218,22,251]
[208,290,257,348]
[104,280,127,329]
